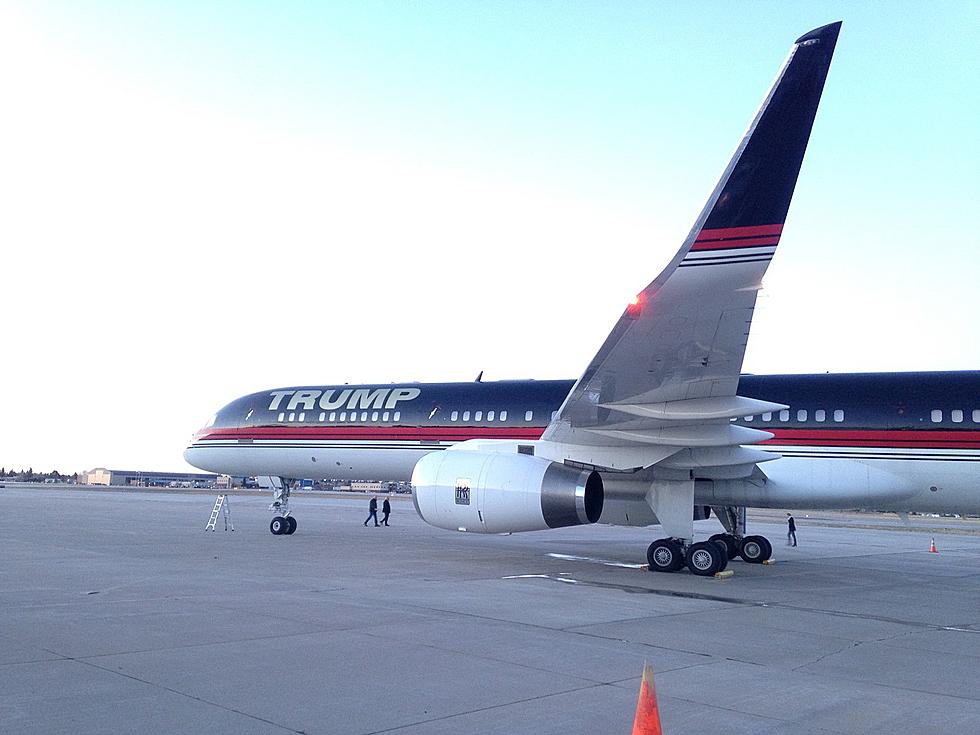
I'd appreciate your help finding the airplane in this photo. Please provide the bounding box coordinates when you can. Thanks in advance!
[184,21,980,575]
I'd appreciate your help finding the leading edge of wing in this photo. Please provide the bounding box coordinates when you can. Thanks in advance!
[544,22,842,453]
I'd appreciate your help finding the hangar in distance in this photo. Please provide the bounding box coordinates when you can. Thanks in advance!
[185,21,980,575]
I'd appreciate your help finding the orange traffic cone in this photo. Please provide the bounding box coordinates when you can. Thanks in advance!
[930,538,938,553]
[632,662,663,735]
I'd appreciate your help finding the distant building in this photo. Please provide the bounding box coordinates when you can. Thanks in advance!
[81,468,218,487]
[350,481,385,493]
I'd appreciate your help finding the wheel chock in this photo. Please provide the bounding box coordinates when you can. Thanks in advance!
[714,570,734,579]
[762,559,776,565]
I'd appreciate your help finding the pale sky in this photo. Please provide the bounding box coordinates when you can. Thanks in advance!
[1,2,977,473]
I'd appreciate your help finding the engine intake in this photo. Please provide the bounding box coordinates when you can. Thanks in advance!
[411,450,604,534]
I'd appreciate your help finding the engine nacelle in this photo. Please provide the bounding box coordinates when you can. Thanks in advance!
[411,450,604,534]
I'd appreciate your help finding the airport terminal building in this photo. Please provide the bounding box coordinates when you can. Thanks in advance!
[82,468,218,487]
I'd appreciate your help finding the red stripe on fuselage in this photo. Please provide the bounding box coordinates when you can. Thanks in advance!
[198,426,548,442]
[194,426,980,450]
[763,429,980,450]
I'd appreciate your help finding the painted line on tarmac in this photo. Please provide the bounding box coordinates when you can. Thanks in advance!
[546,552,648,569]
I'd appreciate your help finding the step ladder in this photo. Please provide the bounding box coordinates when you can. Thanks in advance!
[205,494,234,532]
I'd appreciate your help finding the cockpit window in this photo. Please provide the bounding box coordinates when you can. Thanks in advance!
[204,414,217,428]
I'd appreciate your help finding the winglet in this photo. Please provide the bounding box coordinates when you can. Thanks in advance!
[796,21,842,45]
[693,21,841,239]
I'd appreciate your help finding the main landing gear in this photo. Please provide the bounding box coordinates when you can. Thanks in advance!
[647,533,772,576]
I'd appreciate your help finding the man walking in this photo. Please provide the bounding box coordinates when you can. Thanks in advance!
[380,496,391,526]
[787,513,797,546]
[364,496,379,527]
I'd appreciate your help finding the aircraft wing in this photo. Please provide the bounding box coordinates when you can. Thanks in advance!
[542,23,841,479]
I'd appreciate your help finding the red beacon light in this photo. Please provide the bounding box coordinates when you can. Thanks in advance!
[626,295,643,318]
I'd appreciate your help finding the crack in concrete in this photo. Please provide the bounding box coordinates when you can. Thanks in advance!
[38,649,306,733]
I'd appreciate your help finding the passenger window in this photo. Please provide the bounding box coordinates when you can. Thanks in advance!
[525,411,534,421]
[475,411,483,421]
[339,412,347,421]
[329,412,336,422]
[931,410,942,423]
[744,416,754,422]
[288,412,296,422]
[974,409,980,423]
[500,411,507,421]
[372,411,379,421]
[762,412,772,422]
[299,412,306,422]
[382,412,389,421]
[951,410,963,423]
[487,411,494,421]
[779,410,790,422]
[815,410,825,422]
[319,412,325,422]
[360,412,368,422]
[797,410,807,422]
[451,411,458,421]
[462,411,470,421]
[393,411,400,421]
[278,413,285,422]
[833,410,844,422]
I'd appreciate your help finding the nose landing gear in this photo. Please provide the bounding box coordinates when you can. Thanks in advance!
[268,477,298,535]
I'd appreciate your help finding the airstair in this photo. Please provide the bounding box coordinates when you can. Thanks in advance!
[205,494,234,531]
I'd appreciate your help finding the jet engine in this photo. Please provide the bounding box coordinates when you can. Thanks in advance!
[411,450,604,534]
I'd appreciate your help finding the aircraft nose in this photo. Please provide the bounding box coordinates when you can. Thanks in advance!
[184,444,204,470]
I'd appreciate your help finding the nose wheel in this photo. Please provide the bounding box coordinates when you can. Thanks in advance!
[270,516,297,535]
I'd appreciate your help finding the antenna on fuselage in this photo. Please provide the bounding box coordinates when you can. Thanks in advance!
[474,371,483,382]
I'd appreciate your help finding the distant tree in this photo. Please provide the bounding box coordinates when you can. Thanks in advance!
[27,467,34,481]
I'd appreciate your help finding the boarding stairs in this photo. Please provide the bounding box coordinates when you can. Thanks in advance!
[205,494,234,532]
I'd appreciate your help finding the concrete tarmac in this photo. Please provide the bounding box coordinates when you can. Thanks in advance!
[2,486,979,734]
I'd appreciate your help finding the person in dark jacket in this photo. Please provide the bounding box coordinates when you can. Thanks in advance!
[380,496,391,526]
[364,496,379,527]
[787,513,797,546]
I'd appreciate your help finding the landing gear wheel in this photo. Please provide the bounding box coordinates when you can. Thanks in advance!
[270,516,288,535]
[739,534,773,563]
[285,516,297,535]
[686,541,724,576]
[647,538,685,573]
[709,539,729,572]
[709,533,739,561]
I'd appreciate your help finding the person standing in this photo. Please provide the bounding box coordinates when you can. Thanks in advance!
[380,496,391,526]
[364,496,379,527]
[787,513,797,546]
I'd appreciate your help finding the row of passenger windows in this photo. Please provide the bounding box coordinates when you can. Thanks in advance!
[276,409,537,424]
[743,409,844,423]
[278,411,403,423]
[448,410,534,422]
[741,408,980,425]
[931,409,980,423]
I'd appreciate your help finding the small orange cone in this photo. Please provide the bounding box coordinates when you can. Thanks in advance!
[632,662,663,735]
[930,538,938,553]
